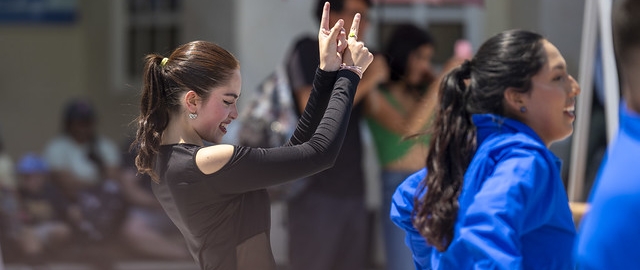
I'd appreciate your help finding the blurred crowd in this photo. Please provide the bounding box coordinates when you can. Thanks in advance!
[0,98,190,269]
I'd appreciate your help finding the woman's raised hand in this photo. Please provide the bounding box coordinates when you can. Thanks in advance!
[318,2,346,72]
[318,2,373,73]
[342,13,374,73]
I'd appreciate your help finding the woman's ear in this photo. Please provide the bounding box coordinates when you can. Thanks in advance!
[503,87,526,117]
[184,90,200,113]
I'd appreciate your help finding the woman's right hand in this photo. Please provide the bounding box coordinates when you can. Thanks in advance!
[318,2,346,72]
[342,13,374,73]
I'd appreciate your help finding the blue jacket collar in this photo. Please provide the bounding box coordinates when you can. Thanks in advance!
[472,113,562,170]
[621,101,640,138]
[472,114,545,147]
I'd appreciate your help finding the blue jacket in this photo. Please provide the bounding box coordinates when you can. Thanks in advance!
[390,114,576,270]
[575,102,640,270]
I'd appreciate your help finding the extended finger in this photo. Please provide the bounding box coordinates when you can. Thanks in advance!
[328,19,345,42]
[348,13,361,39]
[320,2,330,32]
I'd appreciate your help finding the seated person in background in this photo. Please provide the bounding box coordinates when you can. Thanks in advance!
[0,129,17,196]
[44,98,121,200]
[15,153,72,265]
[0,129,22,259]
[43,98,126,241]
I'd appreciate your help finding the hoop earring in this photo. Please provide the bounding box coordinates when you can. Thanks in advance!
[189,113,198,119]
[520,106,527,113]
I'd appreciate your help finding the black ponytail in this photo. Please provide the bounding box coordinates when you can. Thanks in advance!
[414,61,476,252]
[132,55,169,182]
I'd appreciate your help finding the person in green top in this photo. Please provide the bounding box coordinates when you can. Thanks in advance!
[365,23,465,270]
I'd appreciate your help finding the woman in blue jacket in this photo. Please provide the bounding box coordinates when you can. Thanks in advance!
[390,29,581,269]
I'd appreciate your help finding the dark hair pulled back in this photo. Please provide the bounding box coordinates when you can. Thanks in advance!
[384,23,435,82]
[132,41,239,182]
[612,0,640,66]
[413,30,547,251]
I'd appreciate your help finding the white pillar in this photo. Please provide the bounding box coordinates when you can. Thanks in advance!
[568,0,597,202]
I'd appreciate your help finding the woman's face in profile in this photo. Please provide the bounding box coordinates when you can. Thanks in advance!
[519,40,581,147]
[192,68,241,144]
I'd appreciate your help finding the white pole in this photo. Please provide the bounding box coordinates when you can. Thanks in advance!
[568,0,597,202]
[597,0,620,143]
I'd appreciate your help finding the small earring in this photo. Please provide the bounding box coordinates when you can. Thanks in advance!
[189,113,197,119]
[520,106,527,113]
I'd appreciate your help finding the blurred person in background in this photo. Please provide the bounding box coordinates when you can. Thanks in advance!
[0,127,17,198]
[44,98,121,201]
[41,98,132,270]
[14,153,72,268]
[575,0,640,268]
[285,0,387,269]
[0,128,21,262]
[43,98,127,242]
[364,23,435,270]
[391,29,580,269]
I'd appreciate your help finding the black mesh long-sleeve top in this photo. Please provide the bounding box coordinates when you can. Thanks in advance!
[152,68,360,270]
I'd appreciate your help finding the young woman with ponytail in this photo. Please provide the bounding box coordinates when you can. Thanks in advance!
[130,3,373,269]
[390,29,581,269]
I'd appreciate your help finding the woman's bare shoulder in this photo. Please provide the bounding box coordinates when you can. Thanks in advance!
[195,144,236,174]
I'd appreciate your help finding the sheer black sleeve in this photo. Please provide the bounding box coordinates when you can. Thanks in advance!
[208,69,360,194]
[285,67,336,146]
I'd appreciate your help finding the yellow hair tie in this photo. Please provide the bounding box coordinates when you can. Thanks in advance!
[161,57,169,66]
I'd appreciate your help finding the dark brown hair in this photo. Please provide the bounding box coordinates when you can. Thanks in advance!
[612,0,640,100]
[384,23,435,82]
[414,30,546,252]
[132,41,239,182]
[613,0,640,66]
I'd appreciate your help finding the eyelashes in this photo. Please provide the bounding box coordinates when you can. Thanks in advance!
[553,74,567,82]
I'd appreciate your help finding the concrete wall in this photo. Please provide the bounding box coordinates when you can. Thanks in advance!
[0,25,85,156]
[0,2,89,158]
